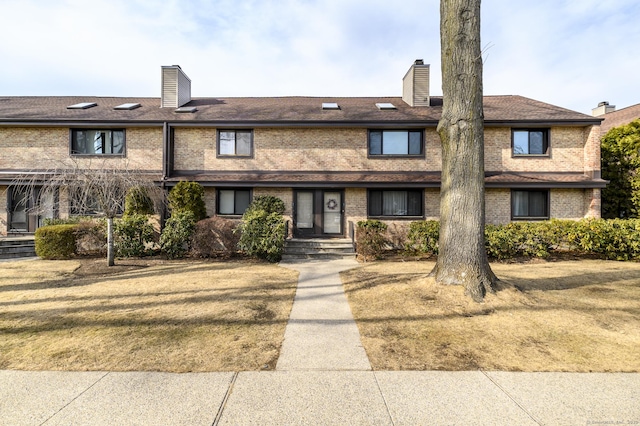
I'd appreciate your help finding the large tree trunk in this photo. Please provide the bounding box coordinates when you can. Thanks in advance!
[431,0,497,302]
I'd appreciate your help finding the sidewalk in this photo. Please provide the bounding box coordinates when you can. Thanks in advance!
[1,258,639,425]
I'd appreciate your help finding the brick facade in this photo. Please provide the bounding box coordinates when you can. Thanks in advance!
[0,94,604,237]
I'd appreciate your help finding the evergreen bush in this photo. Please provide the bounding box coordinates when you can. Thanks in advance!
[167,181,207,221]
[114,214,155,257]
[406,220,440,255]
[124,186,155,216]
[160,210,196,259]
[236,196,286,262]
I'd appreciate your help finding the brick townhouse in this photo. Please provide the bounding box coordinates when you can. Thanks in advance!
[0,61,605,238]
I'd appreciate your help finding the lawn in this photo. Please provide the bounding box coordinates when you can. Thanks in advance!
[0,258,298,372]
[342,259,640,372]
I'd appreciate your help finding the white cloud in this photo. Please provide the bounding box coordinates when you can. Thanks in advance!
[0,0,637,114]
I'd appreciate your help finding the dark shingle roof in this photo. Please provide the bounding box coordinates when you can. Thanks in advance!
[0,95,599,125]
[163,171,606,188]
[600,103,640,133]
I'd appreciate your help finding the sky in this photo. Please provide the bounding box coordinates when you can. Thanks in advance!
[0,0,638,115]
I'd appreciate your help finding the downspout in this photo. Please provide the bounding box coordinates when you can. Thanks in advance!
[161,122,174,228]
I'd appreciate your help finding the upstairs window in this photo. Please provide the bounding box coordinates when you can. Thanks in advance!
[512,190,549,220]
[218,189,252,215]
[369,130,423,156]
[218,130,253,157]
[368,190,423,217]
[512,129,549,156]
[71,129,125,155]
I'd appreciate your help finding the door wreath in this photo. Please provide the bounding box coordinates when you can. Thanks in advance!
[326,199,338,210]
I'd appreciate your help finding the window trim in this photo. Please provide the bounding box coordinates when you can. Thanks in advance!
[511,189,550,220]
[69,128,126,157]
[216,129,254,158]
[367,129,425,158]
[217,188,253,216]
[367,189,424,219]
[511,128,550,157]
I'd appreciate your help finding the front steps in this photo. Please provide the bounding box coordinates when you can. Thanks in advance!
[282,238,356,260]
[0,237,37,259]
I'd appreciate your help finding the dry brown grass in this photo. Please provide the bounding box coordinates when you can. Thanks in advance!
[0,258,298,372]
[342,259,640,372]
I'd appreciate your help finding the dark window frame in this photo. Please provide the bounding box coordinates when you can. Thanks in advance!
[216,130,254,158]
[511,128,550,157]
[511,189,550,220]
[367,130,425,158]
[70,129,126,156]
[367,189,424,218]
[217,188,252,216]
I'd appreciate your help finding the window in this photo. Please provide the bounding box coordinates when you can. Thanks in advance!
[368,190,423,217]
[218,130,253,157]
[71,129,125,155]
[369,130,423,156]
[512,190,549,219]
[218,189,251,215]
[512,129,549,155]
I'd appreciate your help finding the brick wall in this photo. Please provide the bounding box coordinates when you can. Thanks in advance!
[173,127,441,172]
[0,127,163,171]
[484,127,587,173]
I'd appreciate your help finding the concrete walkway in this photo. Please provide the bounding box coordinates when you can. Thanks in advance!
[2,258,640,425]
[276,258,370,371]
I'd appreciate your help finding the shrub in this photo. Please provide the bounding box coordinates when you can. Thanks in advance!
[43,216,93,226]
[160,210,196,259]
[406,220,440,255]
[237,197,286,262]
[248,195,285,215]
[124,186,155,216]
[356,219,388,261]
[114,214,155,257]
[167,181,207,221]
[35,225,77,259]
[191,216,240,258]
[568,218,640,260]
[74,219,107,255]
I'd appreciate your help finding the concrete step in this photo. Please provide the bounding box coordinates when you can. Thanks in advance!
[283,238,355,260]
[0,237,36,259]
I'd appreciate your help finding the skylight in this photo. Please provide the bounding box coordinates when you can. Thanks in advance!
[375,103,397,110]
[67,102,97,110]
[322,102,340,110]
[175,106,197,113]
[114,103,141,110]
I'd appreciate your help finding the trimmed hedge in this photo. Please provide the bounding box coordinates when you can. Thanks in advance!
[191,216,240,258]
[405,218,640,261]
[35,224,77,259]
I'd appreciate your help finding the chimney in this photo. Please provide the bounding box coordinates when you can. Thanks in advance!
[161,65,191,108]
[402,59,430,107]
[591,101,615,117]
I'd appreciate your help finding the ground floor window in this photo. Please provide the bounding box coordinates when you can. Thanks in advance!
[218,189,252,215]
[511,190,549,219]
[368,190,423,217]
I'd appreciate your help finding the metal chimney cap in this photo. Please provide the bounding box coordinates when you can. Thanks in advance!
[598,101,609,107]
[414,59,424,65]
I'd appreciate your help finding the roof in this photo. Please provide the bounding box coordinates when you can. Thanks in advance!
[162,171,606,189]
[600,103,640,133]
[0,95,600,126]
